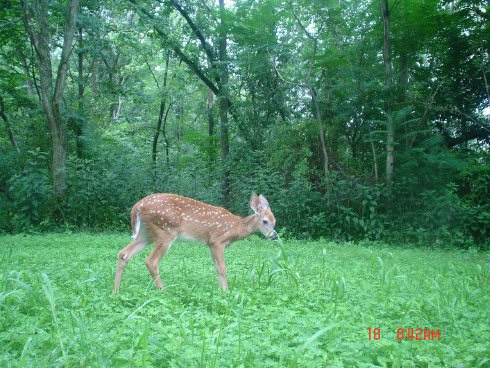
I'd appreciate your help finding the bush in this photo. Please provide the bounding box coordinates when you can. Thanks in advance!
[0,139,487,249]
[227,147,387,241]
[459,164,490,246]
[6,149,53,232]
[325,176,387,241]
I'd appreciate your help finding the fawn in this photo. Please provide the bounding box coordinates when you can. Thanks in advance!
[114,193,276,292]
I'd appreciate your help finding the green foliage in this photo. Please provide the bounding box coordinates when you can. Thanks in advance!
[0,0,488,246]
[460,164,490,243]
[326,177,387,241]
[0,233,488,366]
[226,141,386,240]
[65,157,132,230]
[6,149,53,232]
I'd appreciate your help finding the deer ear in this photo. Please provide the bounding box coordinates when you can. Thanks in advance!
[258,194,270,209]
[250,193,260,213]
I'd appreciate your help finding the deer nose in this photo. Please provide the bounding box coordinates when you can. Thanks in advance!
[269,230,278,241]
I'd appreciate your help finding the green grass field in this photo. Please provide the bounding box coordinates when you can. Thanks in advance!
[0,233,489,367]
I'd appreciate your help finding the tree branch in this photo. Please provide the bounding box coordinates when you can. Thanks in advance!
[288,0,315,41]
[168,0,216,64]
[19,0,41,57]
[444,126,490,147]
[146,60,160,89]
[53,0,80,105]
[128,0,220,95]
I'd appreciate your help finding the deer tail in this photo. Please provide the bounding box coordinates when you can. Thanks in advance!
[130,204,140,239]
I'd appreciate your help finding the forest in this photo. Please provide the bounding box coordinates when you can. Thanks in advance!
[1,1,490,366]
[0,0,489,243]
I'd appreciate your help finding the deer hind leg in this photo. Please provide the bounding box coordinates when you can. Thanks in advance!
[113,232,149,293]
[210,244,228,291]
[145,231,176,289]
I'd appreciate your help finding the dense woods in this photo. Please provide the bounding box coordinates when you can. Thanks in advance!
[1,0,489,246]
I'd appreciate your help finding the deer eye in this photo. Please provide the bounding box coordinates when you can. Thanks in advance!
[263,219,268,225]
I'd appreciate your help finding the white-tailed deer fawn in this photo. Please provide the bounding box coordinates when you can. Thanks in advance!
[113,193,276,292]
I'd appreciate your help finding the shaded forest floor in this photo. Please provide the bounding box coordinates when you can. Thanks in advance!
[0,233,489,367]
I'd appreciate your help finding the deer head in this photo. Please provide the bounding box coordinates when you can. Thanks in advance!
[250,193,277,240]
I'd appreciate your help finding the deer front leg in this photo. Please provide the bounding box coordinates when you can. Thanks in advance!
[145,233,175,290]
[210,244,228,291]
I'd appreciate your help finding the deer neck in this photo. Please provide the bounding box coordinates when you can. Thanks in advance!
[236,214,258,240]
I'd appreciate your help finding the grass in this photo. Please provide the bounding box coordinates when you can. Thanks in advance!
[0,233,489,367]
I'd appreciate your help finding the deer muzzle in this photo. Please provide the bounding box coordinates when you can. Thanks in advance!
[268,230,278,241]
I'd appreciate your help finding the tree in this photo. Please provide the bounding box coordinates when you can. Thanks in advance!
[128,0,235,205]
[152,51,172,172]
[0,0,488,245]
[20,0,80,201]
[380,0,394,185]
[288,0,329,179]
[217,0,231,207]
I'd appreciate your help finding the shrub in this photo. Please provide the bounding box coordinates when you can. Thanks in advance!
[6,149,53,231]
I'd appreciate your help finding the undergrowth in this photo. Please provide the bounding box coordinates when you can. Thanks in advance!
[0,233,489,367]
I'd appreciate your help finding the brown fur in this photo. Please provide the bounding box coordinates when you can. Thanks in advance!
[113,193,276,292]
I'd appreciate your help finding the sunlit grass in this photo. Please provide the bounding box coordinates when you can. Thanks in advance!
[0,233,489,367]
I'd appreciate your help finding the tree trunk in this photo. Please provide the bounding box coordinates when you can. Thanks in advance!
[20,0,80,201]
[0,96,20,152]
[370,132,379,183]
[219,94,230,207]
[303,29,329,181]
[380,0,394,185]
[218,0,230,208]
[206,91,217,171]
[207,92,216,138]
[398,51,410,150]
[162,107,170,165]
[151,51,170,176]
[17,49,37,97]
[77,26,84,159]
[152,100,166,175]
[309,86,328,179]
